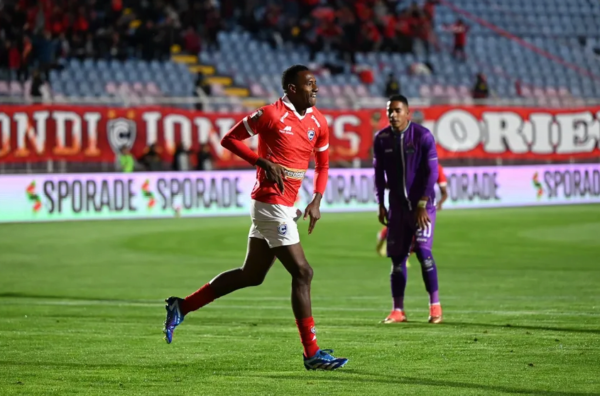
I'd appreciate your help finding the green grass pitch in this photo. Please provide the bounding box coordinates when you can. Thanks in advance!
[1,205,599,395]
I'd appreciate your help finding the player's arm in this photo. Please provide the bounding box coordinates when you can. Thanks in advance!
[415,133,439,229]
[373,136,388,226]
[312,141,329,201]
[437,165,448,210]
[220,114,261,165]
[304,123,330,234]
[414,133,439,203]
[220,109,286,193]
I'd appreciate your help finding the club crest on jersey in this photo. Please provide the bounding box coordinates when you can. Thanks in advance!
[307,130,316,141]
[278,223,288,236]
[250,109,263,121]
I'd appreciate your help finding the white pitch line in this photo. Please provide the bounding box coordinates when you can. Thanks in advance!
[0,299,599,317]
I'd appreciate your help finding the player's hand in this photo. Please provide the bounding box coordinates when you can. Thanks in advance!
[378,205,388,226]
[436,202,443,211]
[416,207,431,231]
[303,193,322,234]
[256,158,285,194]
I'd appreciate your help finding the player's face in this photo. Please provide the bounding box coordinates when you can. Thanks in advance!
[387,100,410,131]
[293,70,318,108]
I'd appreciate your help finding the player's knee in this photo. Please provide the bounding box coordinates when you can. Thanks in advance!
[246,273,266,287]
[414,249,436,267]
[390,256,407,274]
[240,267,267,287]
[295,263,313,284]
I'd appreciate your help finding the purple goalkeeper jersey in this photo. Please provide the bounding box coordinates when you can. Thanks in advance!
[373,121,439,210]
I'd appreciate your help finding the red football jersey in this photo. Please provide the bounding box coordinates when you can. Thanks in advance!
[240,97,330,206]
[437,163,447,186]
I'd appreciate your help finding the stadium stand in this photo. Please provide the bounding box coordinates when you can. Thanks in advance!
[1,0,599,109]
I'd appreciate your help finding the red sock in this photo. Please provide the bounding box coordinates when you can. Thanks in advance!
[296,317,320,358]
[180,283,216,315]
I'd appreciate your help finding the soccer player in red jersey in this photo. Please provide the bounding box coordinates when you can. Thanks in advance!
[163,65,348,371]
[376,163,448,257]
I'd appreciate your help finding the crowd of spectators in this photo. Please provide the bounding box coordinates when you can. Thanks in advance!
[240,0,448,63]
[1,0,468,78]
[1,0,472,100]
[0,0,224,85]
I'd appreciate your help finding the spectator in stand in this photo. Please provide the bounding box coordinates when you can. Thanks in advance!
[183,26,201,55]
[396,10,415,54]
[384,72,401,97]
[34,30,56,81]
[336,5,358,63]
[423,0,439,23]
[139,143,163,172]
[30,68,45,102]
[472,73,490,100]
[196,145,214,171]
[203,2,222,52]
[317,18,344,53]
[117,146,136,173]
[17,36,32,86]
[0,41,8,80]
[172,142,192,171]
[194,72,211,111]
[422,0,440,53]
[445,18,469,61]
[8,41,22,82]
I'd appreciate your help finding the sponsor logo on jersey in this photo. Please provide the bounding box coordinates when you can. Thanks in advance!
[282,167,306,180]
[279,126,293,135]
[307,129,315,141]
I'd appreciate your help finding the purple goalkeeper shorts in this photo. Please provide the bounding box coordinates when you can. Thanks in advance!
[386,204,436,258]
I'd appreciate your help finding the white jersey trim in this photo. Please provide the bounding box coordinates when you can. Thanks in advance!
[282,95,313,120]
[242,116,255,136]
[316,144,329,152]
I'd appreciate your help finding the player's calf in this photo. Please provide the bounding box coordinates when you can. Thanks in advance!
[413,248,442,323]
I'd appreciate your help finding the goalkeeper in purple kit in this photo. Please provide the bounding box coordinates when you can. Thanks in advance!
[373,95,443,324]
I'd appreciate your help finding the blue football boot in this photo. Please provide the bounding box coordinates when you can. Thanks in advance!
[163,297,185,344]
[304,349,348,371]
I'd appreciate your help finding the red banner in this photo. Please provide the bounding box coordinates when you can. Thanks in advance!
[0,105,599,166]
[414,105,600,160]
[0,105,375,167]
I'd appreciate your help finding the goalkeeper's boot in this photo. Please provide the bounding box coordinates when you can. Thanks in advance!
[304,349,348,371]
[381,309,407,323]
[163,296,185,343]
[428,303,443,324]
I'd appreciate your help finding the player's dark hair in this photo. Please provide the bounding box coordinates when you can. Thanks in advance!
[282,65,310,92]
[388,94,409,108]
